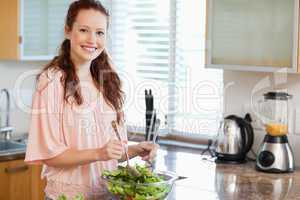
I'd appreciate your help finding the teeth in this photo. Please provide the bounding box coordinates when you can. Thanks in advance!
[82,46,96,52]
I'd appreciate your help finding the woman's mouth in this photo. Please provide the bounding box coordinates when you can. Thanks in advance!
[81,45,97,53]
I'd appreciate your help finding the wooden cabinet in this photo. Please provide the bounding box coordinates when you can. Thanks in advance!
[0,0,20,60]
[0,159,45,200]
[0,0,69,60]
[205,0,300,73]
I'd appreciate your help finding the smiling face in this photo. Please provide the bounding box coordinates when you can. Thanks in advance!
[65,9,107,66]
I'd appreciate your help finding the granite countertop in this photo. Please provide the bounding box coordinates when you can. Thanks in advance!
[2,136,300,200]
[144,145,300,200]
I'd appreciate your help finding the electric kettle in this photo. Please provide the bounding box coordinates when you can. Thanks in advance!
[215,114,254,164]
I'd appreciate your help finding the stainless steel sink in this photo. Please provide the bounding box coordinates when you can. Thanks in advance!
[0,140,26,155]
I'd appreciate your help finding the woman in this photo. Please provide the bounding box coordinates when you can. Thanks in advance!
[24,0,158,199]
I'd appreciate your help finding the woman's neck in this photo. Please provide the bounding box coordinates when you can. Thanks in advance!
[76,65,91,80]
[70,52,92,80]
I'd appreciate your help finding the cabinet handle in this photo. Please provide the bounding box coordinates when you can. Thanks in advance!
[19,36,23,44]
[5,165,29,173]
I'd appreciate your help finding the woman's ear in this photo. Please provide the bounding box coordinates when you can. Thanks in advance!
[64,26,71,39]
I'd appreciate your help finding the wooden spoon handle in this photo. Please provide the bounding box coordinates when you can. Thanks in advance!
[111,121,122,140]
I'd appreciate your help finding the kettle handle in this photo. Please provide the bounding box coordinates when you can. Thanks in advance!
[225,114,254,155]
[241,115,254,155]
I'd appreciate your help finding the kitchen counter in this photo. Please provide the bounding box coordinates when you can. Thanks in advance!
[0,151,25,162]
[145,145,300,200]
[2,136,300,200]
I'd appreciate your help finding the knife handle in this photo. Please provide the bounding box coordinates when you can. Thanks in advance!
[145,112,152,140]
[146,110,156,141]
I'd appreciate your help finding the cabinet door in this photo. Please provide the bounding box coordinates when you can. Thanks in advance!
[0,160,45,200]
[22,0,70,59]
[0,0,20,60]
[6,160,31,200]
[0,161,10,200]
[205,0,299,72]
[0,160,31,200]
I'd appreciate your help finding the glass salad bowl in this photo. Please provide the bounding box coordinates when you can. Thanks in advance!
[101,165,177,200]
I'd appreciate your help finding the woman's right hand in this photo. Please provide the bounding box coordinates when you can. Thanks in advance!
[97,139,124,161]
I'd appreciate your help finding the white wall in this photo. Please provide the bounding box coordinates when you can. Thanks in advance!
[224,70,300,166]
[0,61,46,136]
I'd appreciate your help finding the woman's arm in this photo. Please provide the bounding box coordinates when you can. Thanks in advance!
[44,139,124,168]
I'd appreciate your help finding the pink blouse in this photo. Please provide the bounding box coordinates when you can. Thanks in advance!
[25,69,127,200]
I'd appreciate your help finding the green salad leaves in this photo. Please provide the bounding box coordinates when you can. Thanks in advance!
[102,165,171,200]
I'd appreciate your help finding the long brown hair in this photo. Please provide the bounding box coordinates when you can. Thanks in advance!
[39,0,124,123]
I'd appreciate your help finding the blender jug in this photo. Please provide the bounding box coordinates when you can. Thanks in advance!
[258,92,292,136]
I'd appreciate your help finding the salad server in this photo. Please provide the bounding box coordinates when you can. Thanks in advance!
[111,121,140,177]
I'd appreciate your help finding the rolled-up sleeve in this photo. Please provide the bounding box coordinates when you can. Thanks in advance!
[25,71,69,165]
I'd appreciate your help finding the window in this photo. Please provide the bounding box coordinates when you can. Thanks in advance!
[106,0,223,138]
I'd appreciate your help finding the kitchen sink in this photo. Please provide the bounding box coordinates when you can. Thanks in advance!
[0,140,26,155]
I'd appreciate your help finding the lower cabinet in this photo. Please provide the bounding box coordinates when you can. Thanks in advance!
[0,159,46,200]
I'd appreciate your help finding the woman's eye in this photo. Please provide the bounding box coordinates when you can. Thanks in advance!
[96,31,104,36]
[79,29,88,33]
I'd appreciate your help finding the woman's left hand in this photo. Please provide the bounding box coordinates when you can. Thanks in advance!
[136,141,159,161]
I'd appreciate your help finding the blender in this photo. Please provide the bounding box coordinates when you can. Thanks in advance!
[255,92,294,173]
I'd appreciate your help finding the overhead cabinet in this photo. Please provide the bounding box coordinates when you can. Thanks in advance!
[205,0,300,73]
[0,0,69,60]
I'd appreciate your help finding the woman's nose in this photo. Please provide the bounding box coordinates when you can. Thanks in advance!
[87,32,96,43]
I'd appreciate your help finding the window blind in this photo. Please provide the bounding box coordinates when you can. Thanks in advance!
[108,0,170,81]
[105,0,223,137]
[105,0,170,133]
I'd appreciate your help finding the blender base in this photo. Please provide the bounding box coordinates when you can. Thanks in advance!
[255,165,294,173]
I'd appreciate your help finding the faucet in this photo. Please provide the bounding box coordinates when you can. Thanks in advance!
[0,89,14,140]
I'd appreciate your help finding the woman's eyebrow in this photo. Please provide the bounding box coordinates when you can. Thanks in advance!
[77,25,105,31]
